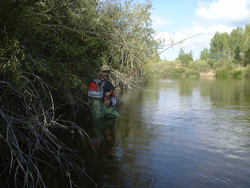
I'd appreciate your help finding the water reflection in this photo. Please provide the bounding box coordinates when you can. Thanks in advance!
[52,78,250,188]
[90,117,117,150]
[111,77,250,188]
[82,117,120,187]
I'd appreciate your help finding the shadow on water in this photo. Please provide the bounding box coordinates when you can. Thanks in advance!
[84,117,119,187]
[40,107,119,188]
[90,117,117,151]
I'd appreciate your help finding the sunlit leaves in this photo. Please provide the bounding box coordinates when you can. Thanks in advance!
[208,25,250,66]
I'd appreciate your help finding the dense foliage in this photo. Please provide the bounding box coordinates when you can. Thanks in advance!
[0,0,160,106]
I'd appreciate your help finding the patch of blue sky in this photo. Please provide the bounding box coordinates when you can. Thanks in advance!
[134,0,250,60]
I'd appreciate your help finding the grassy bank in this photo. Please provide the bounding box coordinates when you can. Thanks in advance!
[147,59,250,78]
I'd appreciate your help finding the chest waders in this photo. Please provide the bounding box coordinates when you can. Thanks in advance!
[89,79,119,119]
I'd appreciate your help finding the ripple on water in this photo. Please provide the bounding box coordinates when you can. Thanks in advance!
[102,78,250,188]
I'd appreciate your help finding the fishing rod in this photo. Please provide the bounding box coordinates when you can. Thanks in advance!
[105,33,210,100]
[116,33,209,88]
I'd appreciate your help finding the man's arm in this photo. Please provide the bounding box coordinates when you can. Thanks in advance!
[88,82,105,99]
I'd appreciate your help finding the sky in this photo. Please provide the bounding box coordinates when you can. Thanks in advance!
[136,0,250,61]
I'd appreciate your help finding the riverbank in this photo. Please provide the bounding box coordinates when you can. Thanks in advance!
[200,70,216,77]
[185,66,249,78]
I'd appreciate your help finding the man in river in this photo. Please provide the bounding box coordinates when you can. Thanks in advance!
[88,65,120,119]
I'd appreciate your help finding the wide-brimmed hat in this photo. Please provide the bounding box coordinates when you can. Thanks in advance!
[101,65,111,72]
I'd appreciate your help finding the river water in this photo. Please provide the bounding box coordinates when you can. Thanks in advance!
[58,77,250,188]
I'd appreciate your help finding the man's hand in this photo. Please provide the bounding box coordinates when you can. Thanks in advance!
[104,91,113,105]
[105,91,112,98]
[104,99,111,106]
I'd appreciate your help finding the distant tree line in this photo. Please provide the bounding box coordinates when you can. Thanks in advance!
[148,25,250,78]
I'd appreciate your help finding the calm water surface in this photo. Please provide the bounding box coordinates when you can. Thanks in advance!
[78,77,250,187]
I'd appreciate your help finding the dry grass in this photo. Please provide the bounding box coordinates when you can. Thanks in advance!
[200,70,216,77]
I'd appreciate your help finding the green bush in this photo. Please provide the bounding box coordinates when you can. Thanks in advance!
[214,59,238,78]
[243,65,250,77]
[185,69,200,77]
[231,70,243,78]
[215,67,231,78]
[213,59,235,70]
[188,60,211,72]
[207,60,214,68]
[163,66,186,77]
[146,60,173,77]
